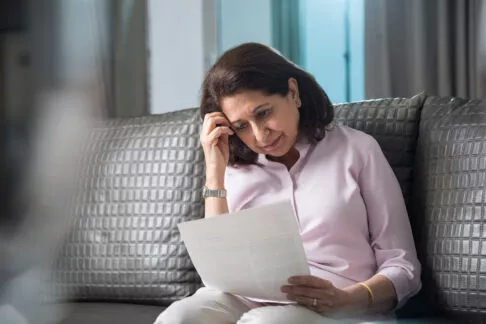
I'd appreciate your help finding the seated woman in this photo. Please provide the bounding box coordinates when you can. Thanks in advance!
[154,43,421,324]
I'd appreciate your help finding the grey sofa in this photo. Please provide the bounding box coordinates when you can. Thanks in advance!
[49,94,486,324]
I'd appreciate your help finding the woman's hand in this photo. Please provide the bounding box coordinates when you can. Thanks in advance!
[281,276,352,317]
[200,112,234,183]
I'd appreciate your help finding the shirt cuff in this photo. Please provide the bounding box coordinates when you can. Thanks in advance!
[376,266,421,310]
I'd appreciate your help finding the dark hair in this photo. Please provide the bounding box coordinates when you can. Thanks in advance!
[200,42,334,166]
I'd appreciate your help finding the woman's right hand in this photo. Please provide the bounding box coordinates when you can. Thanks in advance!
[200,112,234,184]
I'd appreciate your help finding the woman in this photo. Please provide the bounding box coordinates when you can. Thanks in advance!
[154,43,421,324]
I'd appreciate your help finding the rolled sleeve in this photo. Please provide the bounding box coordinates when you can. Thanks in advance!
[358,136,422,308]
[377,266,422,309]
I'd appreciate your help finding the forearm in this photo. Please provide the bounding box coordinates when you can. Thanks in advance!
[342,274,397,316]
[204,175,228,218]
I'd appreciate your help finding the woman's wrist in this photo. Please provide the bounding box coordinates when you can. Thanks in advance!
[204,176,225,189]
[341,283,374,315]
[205,166,226,189]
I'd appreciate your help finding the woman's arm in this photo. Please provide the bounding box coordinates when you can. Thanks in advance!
[281,274,397,318]
[200,111,233,218]
[282,135,420,317]
[357,136,422,309]
[343,274,397,315]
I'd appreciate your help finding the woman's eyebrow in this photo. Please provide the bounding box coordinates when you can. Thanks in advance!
[252,103,271,113]
[229,103,271,125]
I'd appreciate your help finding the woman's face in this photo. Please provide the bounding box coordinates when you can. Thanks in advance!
[220,78,301,158]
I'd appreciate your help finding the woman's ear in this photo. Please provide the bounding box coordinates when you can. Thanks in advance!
[287,78,301,108]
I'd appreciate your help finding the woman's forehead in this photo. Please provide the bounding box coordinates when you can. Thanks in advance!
[221,91,273,121]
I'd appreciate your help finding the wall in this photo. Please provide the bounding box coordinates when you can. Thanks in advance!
[349,0,365,102]
[218,0,273,53]
[300,0,364,103]
[147,0,217,114]
[147,0,364,113]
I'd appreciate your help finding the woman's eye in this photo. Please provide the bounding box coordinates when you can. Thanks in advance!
[234,123,247,132]
[256,109,271,118]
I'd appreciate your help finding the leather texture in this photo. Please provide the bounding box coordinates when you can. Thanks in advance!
[412,97,486,322]
[333,93,426,206]
[56,302,164,324]
[47,94,486,323]
[50,108,204,305]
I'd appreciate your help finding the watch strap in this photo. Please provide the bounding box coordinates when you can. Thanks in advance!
[202,186,227,198]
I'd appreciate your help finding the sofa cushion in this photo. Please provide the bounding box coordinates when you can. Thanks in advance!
[50,108,204,305]
[412,96,486,321]
[333,93,426,206]
[56,302,164,324]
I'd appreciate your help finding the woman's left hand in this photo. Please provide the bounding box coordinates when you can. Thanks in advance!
[281,276,351,316]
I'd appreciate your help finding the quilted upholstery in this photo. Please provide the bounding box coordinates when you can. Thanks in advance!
[50,108,204,305]
[412,97,486,322]
[333,93,426,206]
[56,302,164,324]
[45,94,486,324]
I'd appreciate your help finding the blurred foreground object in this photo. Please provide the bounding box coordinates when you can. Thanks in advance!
[0,0,106,323]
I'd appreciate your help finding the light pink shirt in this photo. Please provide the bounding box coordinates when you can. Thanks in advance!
[225,125,421,309]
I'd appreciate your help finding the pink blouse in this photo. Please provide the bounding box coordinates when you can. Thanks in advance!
[225,125,421,309]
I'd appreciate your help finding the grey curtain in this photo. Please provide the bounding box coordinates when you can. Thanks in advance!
[65,0,148,118]
[109,0,148,117]
[271,0,302,66]
[365,0,486,99]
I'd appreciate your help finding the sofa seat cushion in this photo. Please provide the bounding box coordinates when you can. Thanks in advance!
[56,302,164,324]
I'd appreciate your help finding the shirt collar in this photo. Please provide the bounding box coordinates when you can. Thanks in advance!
[256,138,312,167]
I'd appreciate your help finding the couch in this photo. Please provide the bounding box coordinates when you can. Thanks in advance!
[47,93,486,324]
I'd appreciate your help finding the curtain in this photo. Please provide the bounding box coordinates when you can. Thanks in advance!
[109,0,148,117]
[365,0,486,99]
[480,1,486,78]
[271,0,302,66]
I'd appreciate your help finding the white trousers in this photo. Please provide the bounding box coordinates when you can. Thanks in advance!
[154,287,365,324]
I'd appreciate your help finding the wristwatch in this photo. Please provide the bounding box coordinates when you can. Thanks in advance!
[202,186,227,199]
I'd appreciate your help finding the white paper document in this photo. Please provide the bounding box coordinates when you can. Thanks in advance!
[178,200,310,302]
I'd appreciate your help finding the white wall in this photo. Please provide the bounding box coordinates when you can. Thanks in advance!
[148,0,217,114]
[147,0,272,114]
[218,0,273,53]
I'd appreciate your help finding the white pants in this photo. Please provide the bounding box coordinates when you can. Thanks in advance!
[154,287,365,324]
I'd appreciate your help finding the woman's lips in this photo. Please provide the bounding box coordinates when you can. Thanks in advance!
[261,135,282,151]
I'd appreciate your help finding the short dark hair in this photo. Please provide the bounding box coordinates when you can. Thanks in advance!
[200,42,334,166]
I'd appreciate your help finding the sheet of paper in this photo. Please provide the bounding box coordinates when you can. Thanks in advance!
[178,200,310,302]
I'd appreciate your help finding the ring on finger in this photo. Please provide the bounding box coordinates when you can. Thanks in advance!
[312,297,318,308]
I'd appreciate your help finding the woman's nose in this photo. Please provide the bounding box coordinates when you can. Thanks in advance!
[253,124,269,142]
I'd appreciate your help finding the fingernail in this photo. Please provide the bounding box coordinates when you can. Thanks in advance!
[280,286,289,293]
[288,277,296,283]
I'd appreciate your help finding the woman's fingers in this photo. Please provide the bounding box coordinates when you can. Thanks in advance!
[201,112,233,149]
[203,126,234,147]
[286,292,334,307]
[282,276,338,314]
[281,285,335,299]
[202,113,231,136]
[287,276,333,289]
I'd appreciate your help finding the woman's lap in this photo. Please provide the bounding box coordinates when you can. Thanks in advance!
[237,304,337,324]
[153,287,338,324]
